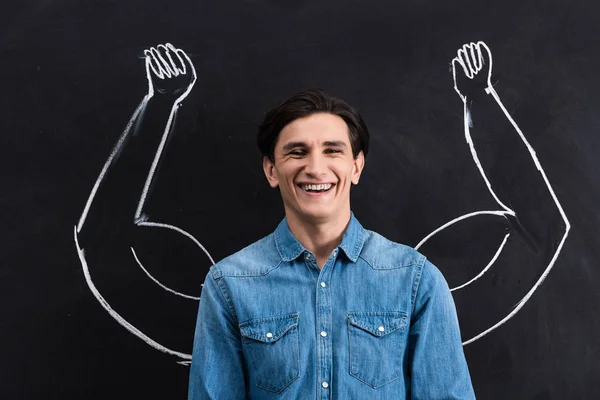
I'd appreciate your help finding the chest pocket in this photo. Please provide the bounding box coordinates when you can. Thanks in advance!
[347,311,408,388]
[239,313,300,393]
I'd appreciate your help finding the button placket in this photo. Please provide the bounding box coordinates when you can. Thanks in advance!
[316,254,335,398]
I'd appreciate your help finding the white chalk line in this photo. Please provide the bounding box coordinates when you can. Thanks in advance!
[452,43,514,214]
[415,210,511,291]
[136,221,215,265]
[426,41,571,345]
[77,96,150,233]
[76,44,189,233]
[462,225,569,345]
[131,222,216,301]
[75,226,192,360]
[415,210,512,251]
[135,44,197,220]
[451,232,510,292]
[131,247,200,300]
[467,57,571,344]
[74,44,210,361]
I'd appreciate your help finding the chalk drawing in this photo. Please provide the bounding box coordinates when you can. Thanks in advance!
[74,43,212,363]
[417,41,570,345]
[73,40,571,358]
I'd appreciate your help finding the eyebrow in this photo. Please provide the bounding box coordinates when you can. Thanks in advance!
[282,141,307,152]
[281,141,348,152]
[323,141,347,148]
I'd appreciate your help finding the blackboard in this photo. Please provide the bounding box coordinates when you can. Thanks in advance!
[2,0,600,398]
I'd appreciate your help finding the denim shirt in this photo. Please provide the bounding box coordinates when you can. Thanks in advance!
[189,215,475,399]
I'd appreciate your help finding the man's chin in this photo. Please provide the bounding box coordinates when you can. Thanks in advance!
[284,201,348,224]
[298,207,337,223]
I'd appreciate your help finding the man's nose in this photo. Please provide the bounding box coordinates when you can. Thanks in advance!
[304,153,327,178]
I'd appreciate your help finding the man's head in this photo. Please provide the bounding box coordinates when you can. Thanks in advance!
[257,89,370,162]
[258,89,370,224]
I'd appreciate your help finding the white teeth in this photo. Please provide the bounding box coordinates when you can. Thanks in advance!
[302,183,333,191]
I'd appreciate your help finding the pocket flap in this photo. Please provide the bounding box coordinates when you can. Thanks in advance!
[240,313,299,343]
[347,311,408,337]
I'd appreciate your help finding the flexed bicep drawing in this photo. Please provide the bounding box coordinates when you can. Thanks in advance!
[74,44,213,363]
[73,40,570,361]
[416,41,570,344]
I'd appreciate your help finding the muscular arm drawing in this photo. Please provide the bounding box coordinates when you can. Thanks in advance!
[417,42,570,344]
[74,44,212,362]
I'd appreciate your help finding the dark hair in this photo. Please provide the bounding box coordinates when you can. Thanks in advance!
[257,88,370,161]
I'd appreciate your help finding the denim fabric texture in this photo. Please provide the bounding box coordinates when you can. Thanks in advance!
[189,215,475,399]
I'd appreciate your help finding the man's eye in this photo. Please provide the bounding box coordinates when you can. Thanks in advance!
[289,150,305,156]
[325,149,341,154]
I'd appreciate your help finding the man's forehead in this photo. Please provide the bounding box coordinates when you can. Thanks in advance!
[277,113,351,147]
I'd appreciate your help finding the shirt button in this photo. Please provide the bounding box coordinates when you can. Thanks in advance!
[322,381,329,388]
[320,282,327,288]
[305,253,311,260]
[378,326,385,332]
[320,331,327,337]
[266,332,273,338]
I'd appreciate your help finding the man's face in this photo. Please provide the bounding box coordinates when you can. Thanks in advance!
[263,113,365,224]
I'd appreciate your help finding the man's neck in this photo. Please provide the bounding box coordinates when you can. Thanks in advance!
[285,209,351,269]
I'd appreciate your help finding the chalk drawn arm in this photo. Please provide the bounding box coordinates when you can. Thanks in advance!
[449,41,569,256]
[76,44,198,232]
[76,43,212,291]
[420,42,569,258]
[418,41,570,344]
[74,44,212,362]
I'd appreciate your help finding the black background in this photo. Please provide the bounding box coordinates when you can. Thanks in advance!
[2,0,600,398]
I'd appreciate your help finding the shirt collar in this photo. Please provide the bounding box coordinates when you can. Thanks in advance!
[274,213,366,263]
[338,213,365,262]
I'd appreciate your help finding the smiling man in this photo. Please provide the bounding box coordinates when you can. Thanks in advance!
[188,89,475,399]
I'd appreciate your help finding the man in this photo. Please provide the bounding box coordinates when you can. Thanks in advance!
[188,89,475,399]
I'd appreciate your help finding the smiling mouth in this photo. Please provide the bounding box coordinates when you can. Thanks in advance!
[298,183,334,193]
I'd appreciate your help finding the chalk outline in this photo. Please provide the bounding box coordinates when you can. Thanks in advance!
[416,41,571,345]
[74,40,571,354]
[74,43,212,361]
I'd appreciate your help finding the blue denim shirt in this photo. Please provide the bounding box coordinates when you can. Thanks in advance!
[189,215,475,399]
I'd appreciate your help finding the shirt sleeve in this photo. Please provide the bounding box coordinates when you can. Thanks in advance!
[408,260,476,399]
[188,269,247,400]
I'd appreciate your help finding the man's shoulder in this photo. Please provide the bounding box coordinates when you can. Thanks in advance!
[359,229,427,270]
[209,233,282,279]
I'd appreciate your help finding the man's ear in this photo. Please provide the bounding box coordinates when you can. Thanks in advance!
[263,156,279,188]
[351,151,365,185]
